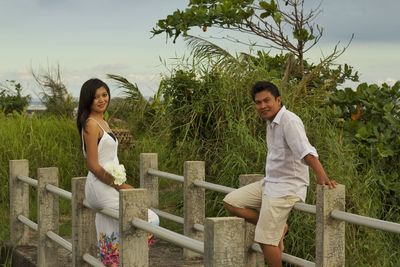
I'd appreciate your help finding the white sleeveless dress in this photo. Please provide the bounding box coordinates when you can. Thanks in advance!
[82,121,159,265]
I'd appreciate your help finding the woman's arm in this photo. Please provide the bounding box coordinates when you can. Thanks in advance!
[83,119,133,190]
[83,120,114,185]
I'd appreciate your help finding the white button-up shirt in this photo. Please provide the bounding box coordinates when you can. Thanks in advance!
[264,106,318,202]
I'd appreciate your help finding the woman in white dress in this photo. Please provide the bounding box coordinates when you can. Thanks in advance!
[76,78,159,266]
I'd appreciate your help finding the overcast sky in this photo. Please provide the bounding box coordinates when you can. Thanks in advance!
[1,0,399,98]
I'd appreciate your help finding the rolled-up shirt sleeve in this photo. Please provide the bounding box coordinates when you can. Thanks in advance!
[283,119,318,160]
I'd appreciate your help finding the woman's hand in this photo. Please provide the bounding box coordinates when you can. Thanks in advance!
[113,183,134,191]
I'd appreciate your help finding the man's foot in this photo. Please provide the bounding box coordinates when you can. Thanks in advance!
[278,223,288,252]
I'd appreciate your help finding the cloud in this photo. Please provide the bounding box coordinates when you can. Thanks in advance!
[89,63,131,74]
[34,0,70,7]
[316,1,400,42]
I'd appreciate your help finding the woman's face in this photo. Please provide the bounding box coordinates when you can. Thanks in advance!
[91,86,109,114]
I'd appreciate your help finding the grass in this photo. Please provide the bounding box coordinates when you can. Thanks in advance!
[0,114,84,242]
[1,87,399,266]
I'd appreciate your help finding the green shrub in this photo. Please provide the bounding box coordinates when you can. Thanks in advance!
[0,81,30,114]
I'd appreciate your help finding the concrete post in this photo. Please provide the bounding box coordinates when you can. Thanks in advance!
[72,177,97,267]
[183,161,205,259]
[204,217,245,267]
[139,153,159,208]
[316,184,346,267]
[119,189,149,266]
[37,167,59,267]
[9,160,30,246]
[239,174,265,267]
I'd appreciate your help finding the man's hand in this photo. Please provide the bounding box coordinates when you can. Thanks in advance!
[304,154,338,189]
[317,176,337,189]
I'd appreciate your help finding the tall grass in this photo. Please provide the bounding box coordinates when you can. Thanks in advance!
[0,113,149,240]
[1,104,398,266]
[0,114,84,241]
[119,49,399,266]
[1,52,398,266]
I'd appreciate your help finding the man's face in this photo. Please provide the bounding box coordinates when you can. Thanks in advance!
[255,90,281,121]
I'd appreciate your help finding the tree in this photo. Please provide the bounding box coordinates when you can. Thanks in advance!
[0,80,31,114]
[152,0,324,73]
[33,65,75,118]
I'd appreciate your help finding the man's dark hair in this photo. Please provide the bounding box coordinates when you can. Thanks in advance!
[251,81,281,101]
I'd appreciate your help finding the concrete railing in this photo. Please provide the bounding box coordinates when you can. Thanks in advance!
[9,155,400,267]
[9,160,103,266]
[139,153,400,267]
[9,159,247,266]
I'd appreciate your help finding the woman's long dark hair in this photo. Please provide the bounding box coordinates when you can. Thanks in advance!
[76,78,111,136]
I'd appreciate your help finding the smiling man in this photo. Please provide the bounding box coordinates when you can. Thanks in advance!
[223,81,337,267]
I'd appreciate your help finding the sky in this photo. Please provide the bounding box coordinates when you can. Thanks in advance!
[1,0,399,99]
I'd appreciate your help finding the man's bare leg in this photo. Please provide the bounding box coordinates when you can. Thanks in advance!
[223,202,259,225]
[278,223,288,252]
[260,243,282,267]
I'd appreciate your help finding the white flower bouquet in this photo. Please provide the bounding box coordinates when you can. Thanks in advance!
[104,162,127,185]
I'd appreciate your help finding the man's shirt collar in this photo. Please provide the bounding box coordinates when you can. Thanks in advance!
[268,105,286,126]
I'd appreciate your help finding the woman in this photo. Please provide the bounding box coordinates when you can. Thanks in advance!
[76,78,159,266]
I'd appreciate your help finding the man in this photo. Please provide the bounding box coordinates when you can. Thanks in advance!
[223,81,337,267]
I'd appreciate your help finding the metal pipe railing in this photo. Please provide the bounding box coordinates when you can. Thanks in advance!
[83,199,119,220]
[46,231,72,252]
[131,218,204,254]
[46,184,72,200]
[151,209,205,233]
[193,223,204,232]
[146,166,400,265]
[83,253,105,267]
[193,180,234,194]
[17,214,38,231]
[12,160,400,267]
[282,252,316,267]
[152,208,184,224]
[251,243,315,267]
[331,210,400,234]
[294,202,316,214]
[147,168,184,182]
[17,175,38,187]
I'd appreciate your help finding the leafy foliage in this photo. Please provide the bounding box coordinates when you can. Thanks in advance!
[135,37,398,264]
[105,74,165,136]
[329,82,400,165]
[0,3,398,263]
[0,80,31,114]
[328,82,400,220]
[107,74,145,102]
[152,0,325,66]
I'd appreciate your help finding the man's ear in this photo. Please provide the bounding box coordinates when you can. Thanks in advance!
[277,96,282,105]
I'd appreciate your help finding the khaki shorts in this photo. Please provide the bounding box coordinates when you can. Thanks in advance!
[223,180,264,210]
[255,194,300,246]
[223,180,300,246]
